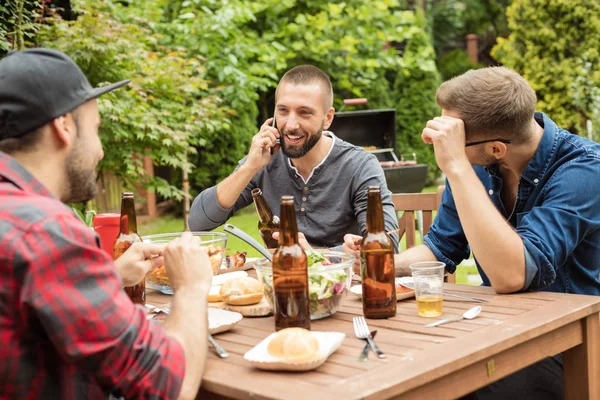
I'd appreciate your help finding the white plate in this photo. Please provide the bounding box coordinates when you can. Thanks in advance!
[208,308,243,335]
[244,331,345,371]
[212,270,248,286]
[350,279,415,301]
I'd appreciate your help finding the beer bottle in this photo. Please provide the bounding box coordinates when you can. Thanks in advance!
[360,186,396,318]
[252,188,280,249]
[272,196,311,331]
[113,192,145,305]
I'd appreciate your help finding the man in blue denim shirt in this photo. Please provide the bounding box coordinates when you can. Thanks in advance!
[345,67,600,399]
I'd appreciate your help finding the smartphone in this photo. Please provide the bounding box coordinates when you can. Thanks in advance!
[270,113,280,155]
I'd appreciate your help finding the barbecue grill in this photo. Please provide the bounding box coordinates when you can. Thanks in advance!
[329,108,428,193]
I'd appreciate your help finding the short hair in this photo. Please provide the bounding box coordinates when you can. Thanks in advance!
[436,67,537,142]
[0,126,45,154]
[278,65,334,110]
[0,106,83,154]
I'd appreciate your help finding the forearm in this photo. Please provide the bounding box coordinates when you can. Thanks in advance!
[446,164,525,293]
[188,188,227,231]
[215,163,258,209]
[189,180,249,231]
[163,288,209,400]
[394,244,437,276]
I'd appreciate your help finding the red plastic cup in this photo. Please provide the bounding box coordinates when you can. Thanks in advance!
[94,213,120,258]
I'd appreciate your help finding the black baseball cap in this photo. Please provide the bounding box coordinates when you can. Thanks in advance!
[0,48,130,140]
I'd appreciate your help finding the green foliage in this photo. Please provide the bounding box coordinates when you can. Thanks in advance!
[0,0,42,52]
[492,0,600,134]
[72,207,96,228]
[150,0,441,186]
[35,0,231,200]
[4,0,444,199]
[393,65,441,181]
[430,0,511,75]
[129,0,279,193]
[437,48,483,80]
[385,11,441,181]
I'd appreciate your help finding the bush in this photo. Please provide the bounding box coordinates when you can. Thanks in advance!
[4,0,444,198]
[492,0,600,134]
[437,48,483,80]
[152,0,443,188]
[36,0,231,200]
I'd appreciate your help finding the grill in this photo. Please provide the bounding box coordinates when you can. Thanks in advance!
[329,109,428,193]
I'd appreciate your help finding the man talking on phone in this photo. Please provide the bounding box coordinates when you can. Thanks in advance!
[189,65,398,250]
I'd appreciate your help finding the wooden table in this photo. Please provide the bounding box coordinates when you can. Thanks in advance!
[147,283,600,400]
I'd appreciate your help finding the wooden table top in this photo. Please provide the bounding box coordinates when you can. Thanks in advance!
[147,281,600,400]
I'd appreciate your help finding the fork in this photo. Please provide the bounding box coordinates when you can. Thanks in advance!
[353,316,386,359]
[160,307,230,358]
[359,330,377,362]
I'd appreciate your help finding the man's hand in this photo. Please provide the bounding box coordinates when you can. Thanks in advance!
[421,115,470,177]
[161,232,212,400]
[342,234,362,275]
[244,118,281,172]
[115,242,164,287]
[163,232,213,293]
[272,231,313,252]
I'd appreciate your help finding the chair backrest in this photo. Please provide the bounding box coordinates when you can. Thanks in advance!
[392,185,444,249]
[392,185,455,283]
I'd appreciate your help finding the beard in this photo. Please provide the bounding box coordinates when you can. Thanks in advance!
[280,123,324,159]
[62,125,99,203]
[469,146,498,167]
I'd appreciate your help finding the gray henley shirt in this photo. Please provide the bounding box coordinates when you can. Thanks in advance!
[189,133,399,251]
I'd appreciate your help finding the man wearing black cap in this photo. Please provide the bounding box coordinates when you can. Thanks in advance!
[0,49,212,399]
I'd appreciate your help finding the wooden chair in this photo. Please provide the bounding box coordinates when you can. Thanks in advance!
[392,185,456,283]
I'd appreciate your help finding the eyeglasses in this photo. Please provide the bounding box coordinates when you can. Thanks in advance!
[465,139,512,147]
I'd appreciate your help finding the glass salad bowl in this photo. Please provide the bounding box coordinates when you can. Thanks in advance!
[142,232,227,294]
[255,251,354,320]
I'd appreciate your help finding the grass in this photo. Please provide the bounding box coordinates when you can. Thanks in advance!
[139,185,480,285]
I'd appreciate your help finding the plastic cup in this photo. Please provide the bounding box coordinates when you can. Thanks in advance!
[410,261,445,317]
[93,213,120,257]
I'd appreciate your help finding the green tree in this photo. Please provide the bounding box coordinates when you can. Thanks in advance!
[492,0,600,134]
[4,0,444,199]
[36,0,231,200]
[0,0,42,52]
[429,0,511,79]
[147,0,441,183]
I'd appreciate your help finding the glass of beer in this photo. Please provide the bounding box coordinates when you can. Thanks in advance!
[410,261,445,317]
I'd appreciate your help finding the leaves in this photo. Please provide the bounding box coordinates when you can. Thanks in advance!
[32,0,232,199]
[72,207,97,228]
[3,0,444,201]
[492,0,600,134]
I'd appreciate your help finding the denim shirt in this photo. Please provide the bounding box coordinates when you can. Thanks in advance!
[424,112,600,295]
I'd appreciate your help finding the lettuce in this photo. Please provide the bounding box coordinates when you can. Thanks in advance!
[307,250,326,268]
[262,250,349,319]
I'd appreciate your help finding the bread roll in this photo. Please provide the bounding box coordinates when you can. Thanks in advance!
[219,277,263,306]
[267,328,319,362]
[208,285,222,302]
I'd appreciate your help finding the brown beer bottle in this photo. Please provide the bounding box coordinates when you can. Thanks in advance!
[113,192,145,305]
[272,196,311,331]
[252,188,280,249]
[360,186,396,319]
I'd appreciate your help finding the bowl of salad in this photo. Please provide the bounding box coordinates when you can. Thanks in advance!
[142,232,227,295]
[255,251,354,320]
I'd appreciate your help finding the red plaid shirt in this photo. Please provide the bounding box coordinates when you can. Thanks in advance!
[0,152,185,399]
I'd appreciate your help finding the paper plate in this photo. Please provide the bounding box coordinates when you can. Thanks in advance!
[350,280,415,301]
[244,331,345,372]
[151,307,243,334]
[209,308,243,335]
[212,270,248,286]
